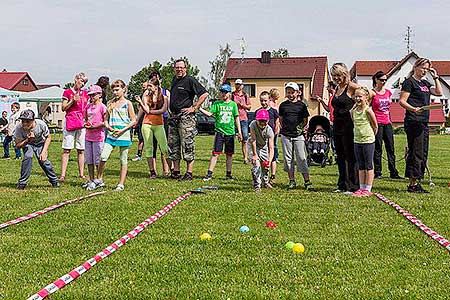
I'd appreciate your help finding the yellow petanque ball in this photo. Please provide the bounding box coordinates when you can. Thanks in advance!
[292,243,305,254]
[200,233,212,241]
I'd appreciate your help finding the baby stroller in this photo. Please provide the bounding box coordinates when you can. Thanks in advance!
[307,115,332,167]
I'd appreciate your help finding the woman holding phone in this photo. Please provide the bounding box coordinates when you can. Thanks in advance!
[399,58,442,193]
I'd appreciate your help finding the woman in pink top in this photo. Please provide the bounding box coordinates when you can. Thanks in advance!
[60,72,89,182]
[84,85,107,190]
[369,71,401,179]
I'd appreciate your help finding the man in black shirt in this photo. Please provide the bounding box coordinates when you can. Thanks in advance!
[168,59,209,180]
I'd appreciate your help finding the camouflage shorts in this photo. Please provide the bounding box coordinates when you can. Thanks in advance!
[167,113,197,162]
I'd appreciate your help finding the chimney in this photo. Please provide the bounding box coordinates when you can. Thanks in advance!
[261,51,271,64]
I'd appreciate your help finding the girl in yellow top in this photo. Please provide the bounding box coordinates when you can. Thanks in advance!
[350,87,378,197]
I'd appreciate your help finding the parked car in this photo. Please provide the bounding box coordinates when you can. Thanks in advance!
[196,113,215,135]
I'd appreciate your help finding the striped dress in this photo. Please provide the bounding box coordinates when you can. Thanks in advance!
[105,100,132,147]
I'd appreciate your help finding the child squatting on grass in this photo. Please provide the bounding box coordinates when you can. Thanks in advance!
[96,80,137,191]
[279,82,314,191]
[14,110,59,190]
[84,84,107,191]
[248,109,275,192]
[350,87,378,197]
[200,83,242,181]
[256,91,280,185]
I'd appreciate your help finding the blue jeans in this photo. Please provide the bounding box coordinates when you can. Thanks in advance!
[240,120,249,140]
[18,144,58,186]
[3,135,21,158]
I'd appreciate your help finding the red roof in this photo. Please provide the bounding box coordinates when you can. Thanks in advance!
[224,56,328,97]
[0,72,38,90]
[389,102,445,124]
[351,55,450,78]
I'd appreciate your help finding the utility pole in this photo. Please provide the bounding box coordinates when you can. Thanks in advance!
[239,37,246,62]
[404,26,413,54]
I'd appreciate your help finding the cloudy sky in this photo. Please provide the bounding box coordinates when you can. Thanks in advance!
[1,0,449,86]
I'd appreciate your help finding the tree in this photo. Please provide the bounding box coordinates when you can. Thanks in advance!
[271,48,289,58]
[127,57,203,100]
[63,82,74,89]
[208,43,233,99]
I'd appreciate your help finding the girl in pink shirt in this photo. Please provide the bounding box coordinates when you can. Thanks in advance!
[369,71,401,179]
[84,85,107,190]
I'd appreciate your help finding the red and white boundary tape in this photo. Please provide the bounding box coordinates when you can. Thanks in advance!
[0,191,106,231]
[375,193,450,251]
[27,191,192,300]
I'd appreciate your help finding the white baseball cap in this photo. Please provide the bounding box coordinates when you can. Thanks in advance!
[285,82,299,91]
[235,79,244,85]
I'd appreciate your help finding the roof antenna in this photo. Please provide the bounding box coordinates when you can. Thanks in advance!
[404,26,413,55]
[239,37,246,62]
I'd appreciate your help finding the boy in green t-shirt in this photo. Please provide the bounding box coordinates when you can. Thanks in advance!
[199,84,242,180]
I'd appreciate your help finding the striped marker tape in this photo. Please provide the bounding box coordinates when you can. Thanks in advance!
[27,191,192,300]
[0,191,106,231]
[375,193,450,251]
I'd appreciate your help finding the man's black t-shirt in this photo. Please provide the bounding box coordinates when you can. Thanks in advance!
[0,117,8,134]
[170,75,207,114]
[279,100,309,137]
[255,107,279,132]
[401,77,432,123]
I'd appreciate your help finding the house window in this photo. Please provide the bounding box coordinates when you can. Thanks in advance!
[22,79,29,86]
[55,105,59,113]
[243,84,256,97]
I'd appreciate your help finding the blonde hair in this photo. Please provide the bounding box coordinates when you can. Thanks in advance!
[107,79,127,113]
[269,88,280,99]
[330,63,350,84]
[74,72,88,84]
[408,58,431,78]
[354,86,370,99]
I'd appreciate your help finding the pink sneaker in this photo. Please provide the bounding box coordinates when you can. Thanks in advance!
[361,190,373,197]
[351,189,365,197]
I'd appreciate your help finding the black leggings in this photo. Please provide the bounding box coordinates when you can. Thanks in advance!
[405,121,429,179]
[333,131,358,191]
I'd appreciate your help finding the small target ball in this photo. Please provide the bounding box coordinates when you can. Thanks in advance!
[292,243,305,254]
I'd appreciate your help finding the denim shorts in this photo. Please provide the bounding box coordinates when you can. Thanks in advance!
[240,120,249,141]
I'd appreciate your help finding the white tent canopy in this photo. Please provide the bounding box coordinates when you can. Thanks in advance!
[19,86,64,102]
[0,87,20,97]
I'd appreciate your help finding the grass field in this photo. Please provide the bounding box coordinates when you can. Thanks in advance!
[1,134,450,299]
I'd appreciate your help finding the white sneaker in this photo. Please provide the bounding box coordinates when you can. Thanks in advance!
[94,179,106,188]
[86,181,96,191]
[132,155,142,161]
[115,184,124,191]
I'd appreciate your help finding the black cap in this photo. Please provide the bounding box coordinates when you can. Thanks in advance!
[19,109,35,120]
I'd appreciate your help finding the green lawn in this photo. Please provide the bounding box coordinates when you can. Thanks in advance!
[1,134,450,299]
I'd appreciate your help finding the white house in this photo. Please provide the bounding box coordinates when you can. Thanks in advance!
[350,52,450,117]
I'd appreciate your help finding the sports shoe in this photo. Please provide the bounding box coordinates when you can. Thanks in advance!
[17,184,26,190]
[180,173,193,181]
[390,174,404,180]
[361,190,373,197]
[333,188,343,193]
[304,181,315,191]
[81,181,90,188]
[225,174,234,180]
[149,170,157,179]
[264,182,273,189]
[351,189,365,197]
[52,182,60,188]
[374,175,383,179]
[407,184,429,193]
[269,175,276,185]
[86,181,96,191]
[203,174,213,181]
[132,155,142,161]
[94,179,106,188]
[115,184,125,191]
[170,172,181,180]
[287,180,296,190]
[343,191,353,195]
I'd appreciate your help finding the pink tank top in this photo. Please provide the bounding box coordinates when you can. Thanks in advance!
[372,89,392,125]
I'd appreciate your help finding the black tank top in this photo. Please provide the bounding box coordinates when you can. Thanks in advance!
[332,85,354,135]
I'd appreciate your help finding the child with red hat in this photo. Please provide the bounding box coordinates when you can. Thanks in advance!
[248,109,274,192]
